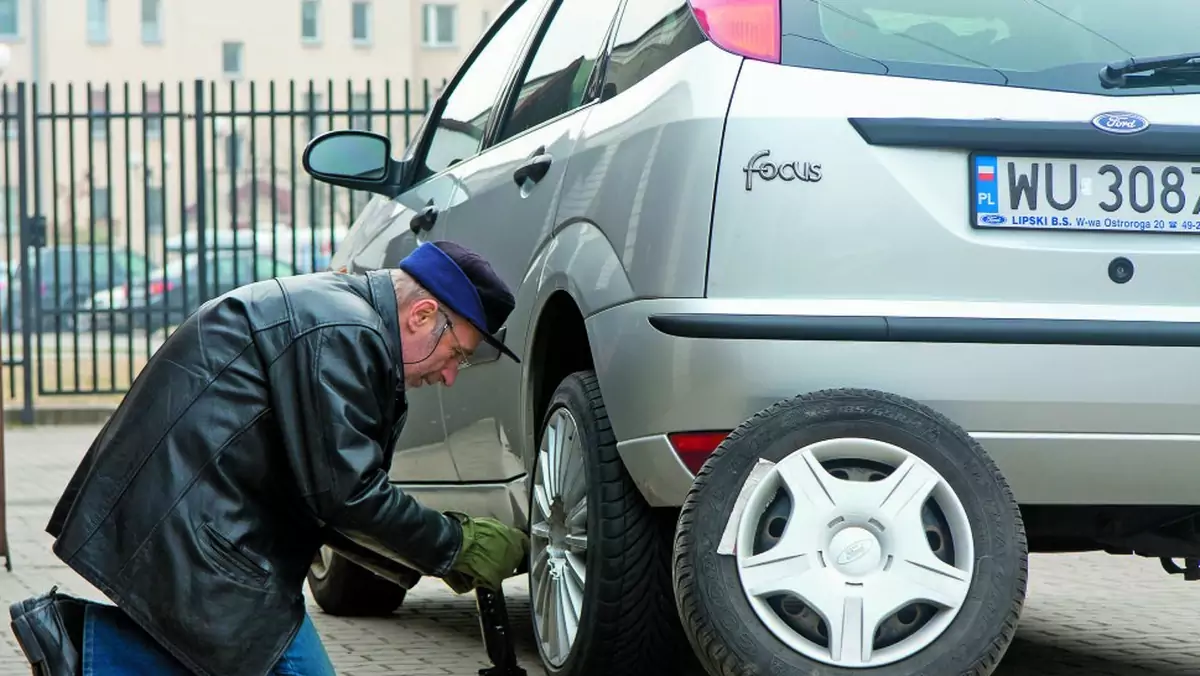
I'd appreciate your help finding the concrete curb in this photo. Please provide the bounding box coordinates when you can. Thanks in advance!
[4,406,115,426]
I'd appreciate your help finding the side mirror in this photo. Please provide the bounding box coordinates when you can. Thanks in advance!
[302,130,411,198]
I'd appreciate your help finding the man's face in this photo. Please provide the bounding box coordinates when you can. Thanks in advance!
[399,298,483,389]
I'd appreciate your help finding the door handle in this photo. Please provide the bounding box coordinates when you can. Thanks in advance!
[512,146,553,187]
[409,201,439,235]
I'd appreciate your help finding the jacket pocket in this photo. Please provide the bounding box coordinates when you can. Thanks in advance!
[198,523,269,589]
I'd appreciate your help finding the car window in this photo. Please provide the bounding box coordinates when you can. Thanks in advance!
[124,253,147,282]
[420,0,549,179]
[256,257,294,278]
[496,0,623,143]
[783,0,1200,95]
[601,0,705,100]
[216,255,241,286]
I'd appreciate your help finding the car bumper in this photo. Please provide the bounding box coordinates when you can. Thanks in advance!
[587,298,1200,507]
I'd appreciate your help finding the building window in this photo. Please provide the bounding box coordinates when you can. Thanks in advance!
[146,185,164,231]
[91,187,110,223]
[141,0,161,42]
[351,1,371,44]
[89,90,108,140]
[304,92,325,141]
[144,90,162,139]
[87,0,109,43]
[301,0,320,42]
[222,42,244,77]
[351,92,369,129]
[421,4,456,47]
[0,0,18,38]
[3,90,16,139]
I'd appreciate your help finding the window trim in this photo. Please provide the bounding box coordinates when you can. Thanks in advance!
[485,0,624,149]
[301,0,322,44]
[87,0,110,44]
[351,0,372,45]
[421,3,459,48]
[404,0,551,187]
[0,0,19,40]
[222,41,245,79]
[141,0,163,44]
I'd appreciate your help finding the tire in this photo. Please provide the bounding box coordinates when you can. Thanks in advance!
[673,388,1028,676]
[307,547,408,617]
[528,371,696,676]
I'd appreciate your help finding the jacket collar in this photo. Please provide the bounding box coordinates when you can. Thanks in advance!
[364,269,404,374]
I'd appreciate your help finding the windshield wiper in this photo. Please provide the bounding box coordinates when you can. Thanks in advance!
[1100,52,1200,88]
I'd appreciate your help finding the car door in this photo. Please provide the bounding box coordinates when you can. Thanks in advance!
[434,0,626,483]
[327,0,550,482]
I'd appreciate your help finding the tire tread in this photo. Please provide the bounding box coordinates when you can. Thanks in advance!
[545,371,693,675]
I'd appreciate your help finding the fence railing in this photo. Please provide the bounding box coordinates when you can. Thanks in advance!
[0,77,442,422]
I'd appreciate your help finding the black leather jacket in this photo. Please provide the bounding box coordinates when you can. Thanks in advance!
[44,269,464,676]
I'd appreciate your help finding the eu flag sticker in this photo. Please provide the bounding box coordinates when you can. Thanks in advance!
[975,155,999,215]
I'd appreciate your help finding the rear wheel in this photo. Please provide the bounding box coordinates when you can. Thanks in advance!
[528,371,694,676]
[674,388,1027,676]
[307,547,408,617]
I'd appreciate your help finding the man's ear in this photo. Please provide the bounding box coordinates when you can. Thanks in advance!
[403,298,440,332]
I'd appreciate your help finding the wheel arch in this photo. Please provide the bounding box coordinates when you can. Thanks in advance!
[518,219,635,475]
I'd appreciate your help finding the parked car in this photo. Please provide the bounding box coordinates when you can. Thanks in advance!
[2,245,149,332]
[164,224,347,274]
[303,1,1200,675]
[81,249,295,334]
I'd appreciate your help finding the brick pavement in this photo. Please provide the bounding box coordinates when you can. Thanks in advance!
[0,424,1198,675]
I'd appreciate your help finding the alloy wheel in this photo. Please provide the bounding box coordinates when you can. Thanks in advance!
[530,406,590,667]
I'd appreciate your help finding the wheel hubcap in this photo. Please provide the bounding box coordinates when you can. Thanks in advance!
[530,407,589,667]
[729,437,975,668]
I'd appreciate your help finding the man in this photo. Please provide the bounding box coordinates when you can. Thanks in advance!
[8,240,530,676]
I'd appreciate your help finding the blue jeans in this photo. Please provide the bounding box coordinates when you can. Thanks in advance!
[82,603,336,675]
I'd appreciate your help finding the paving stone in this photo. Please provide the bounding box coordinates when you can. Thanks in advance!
[2,424,1200,675]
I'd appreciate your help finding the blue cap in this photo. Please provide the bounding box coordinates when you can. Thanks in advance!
[398,241,519,363]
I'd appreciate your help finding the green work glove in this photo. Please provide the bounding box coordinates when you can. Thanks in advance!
[442,511,529,594]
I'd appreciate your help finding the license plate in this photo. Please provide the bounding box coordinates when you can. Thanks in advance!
[971,154,1200,234]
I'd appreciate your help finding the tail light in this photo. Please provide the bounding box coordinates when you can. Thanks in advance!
[688,0,781,63]
[668,431,731,475]
[148,279,176,296]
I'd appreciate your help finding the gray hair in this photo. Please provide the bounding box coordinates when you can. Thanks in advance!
[389,269,433,309]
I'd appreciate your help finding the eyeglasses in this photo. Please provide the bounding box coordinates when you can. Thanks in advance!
[439,310,473,368]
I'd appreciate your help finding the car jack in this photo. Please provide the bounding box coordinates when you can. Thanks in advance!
[1161,557,1200,580]
[475,587,527,676]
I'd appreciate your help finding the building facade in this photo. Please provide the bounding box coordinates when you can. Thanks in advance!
[0,0,506,266]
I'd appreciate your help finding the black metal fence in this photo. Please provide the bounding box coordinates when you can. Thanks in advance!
[0,78,442,422]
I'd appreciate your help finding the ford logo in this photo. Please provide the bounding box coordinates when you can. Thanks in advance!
[981,214,1006,225]
[836,539,874,566]
[1091,111,1150,135]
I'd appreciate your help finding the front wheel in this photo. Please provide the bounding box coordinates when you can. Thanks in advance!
[527,371,694,676]
[307,547,408,617]
[674,388,1028,676]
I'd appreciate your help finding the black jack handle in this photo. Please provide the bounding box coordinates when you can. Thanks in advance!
[475,586,526,676]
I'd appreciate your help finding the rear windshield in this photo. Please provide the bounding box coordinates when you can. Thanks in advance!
[781,0,1200,95]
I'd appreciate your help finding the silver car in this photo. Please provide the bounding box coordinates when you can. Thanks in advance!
[302,1,1200,674]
